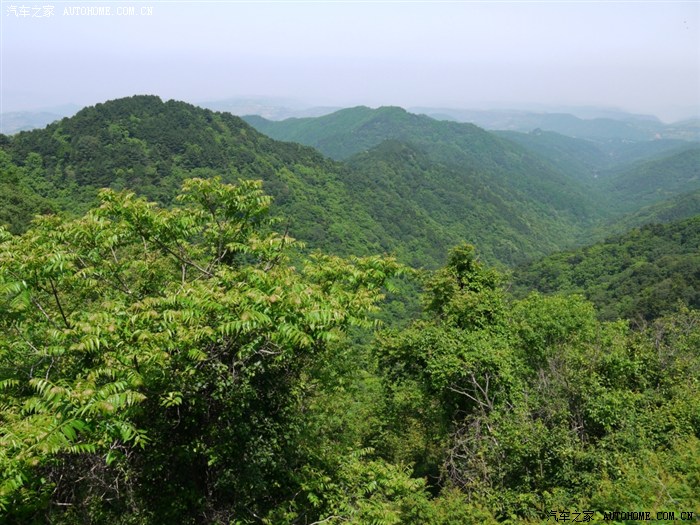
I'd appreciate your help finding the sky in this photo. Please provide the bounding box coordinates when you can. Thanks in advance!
[1,1,699,122]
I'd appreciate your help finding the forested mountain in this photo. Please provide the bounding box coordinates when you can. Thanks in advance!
[244,105,602,218]
[512,215,700,321]
[2,96,600,267]
[2,187,698,523]
[0,96,403,259]
[4,96,698,267]
[244,106,700,228]
[494,128,694,184]
[600,146,700,212]
[253,107,665,143]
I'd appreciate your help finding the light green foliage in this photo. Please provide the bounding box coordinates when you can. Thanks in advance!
[0,177,404,522]
[423,244,505,330]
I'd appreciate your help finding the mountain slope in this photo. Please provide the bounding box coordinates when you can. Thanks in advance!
[244,106,603,225]
[494,129,695,184]
[1,96,391,257]
[342,140,582,266]
[512,215,700,321]
[495,129,608,183]
[1,96,633,268]
[602,146,700,212]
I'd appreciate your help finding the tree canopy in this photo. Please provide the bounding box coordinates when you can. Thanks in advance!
[0,177,408,523]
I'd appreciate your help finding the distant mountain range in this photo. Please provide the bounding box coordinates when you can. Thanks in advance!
[410,107,700,141]
[2,96,699,270]
[0,104,80,134]
[198,97,342,121]
[5,97,698,141]
[494,128,697,183]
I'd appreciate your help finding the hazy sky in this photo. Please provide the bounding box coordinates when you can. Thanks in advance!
[2,1,699,121]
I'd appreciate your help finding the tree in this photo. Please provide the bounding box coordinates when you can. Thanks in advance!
[0,177,403,523]
[375,244,700,519]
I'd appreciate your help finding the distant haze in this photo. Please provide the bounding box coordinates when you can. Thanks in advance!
[2,1,699,122]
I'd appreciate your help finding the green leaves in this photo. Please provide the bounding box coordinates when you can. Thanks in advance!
[0,175,405,520]
[375,243,700,519]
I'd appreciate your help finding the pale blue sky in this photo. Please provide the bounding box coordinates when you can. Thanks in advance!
[1,1,699,121]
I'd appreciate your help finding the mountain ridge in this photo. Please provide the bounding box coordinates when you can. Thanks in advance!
[0,96,596,267]
[3,95,698,270]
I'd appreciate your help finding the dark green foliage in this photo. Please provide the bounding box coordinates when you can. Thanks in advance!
[512,216,700,321]
[6,95,334,203]
[3,96,613,269]
[244,106,601,225]
[376,246,700,519]
[601,146,700,213]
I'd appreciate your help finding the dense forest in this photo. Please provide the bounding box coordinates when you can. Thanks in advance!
[1,96,699,524]
[1,97,605,267]
[512,216,700,321]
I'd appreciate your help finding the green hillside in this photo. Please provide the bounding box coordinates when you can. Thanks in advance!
[495,129,608,183]
[590,189,700,238]
[512,215,700,321]
[491,130,700,226]
[601,146,700,212]
[243,106,419,160]
[245,106,603,221]
[2,96,603,267]
[342,140,583,266]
